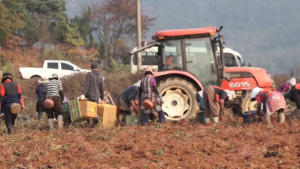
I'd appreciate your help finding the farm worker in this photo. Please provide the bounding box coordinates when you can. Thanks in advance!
[81,62,105,126]
[43,74,65,129]
[116,80,141,125]
[165,55,174,69]
[0,73,25,135]
[199,89,235,111]
[203,85,235,124]
[250,87,286,124]
[36,78,48,119]
[277,78,296,92]
[139,67,165,126]
[284,84,300,120]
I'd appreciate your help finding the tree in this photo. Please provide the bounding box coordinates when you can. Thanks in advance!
[0,0,24,46]
[64,24,85,47]
[21,0,69,48]
[70,7,93,48]
[87,0,155,65]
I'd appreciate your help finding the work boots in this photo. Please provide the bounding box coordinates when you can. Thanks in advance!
[7,124,13,135]
[48,118,54,130]
[205,118,211,124]
[264,113,271,124]
[213,117,219,124]
[38,112,43,119]
[158,111,166,123]
[142,110,149,126]
[57,115,64,129]
[278,113,285,124]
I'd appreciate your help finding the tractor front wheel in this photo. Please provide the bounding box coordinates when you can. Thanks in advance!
[157,78,197,121]
[241,92,257,112]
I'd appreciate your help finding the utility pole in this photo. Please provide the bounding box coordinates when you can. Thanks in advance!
[136,0,142,71]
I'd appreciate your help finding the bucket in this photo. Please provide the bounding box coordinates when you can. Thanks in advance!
[43,99,54,109]
[142,100,153,110]
[242,111,257,124]
[10,103,21,114]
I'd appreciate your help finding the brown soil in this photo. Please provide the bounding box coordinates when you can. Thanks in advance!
[0,118,300,168]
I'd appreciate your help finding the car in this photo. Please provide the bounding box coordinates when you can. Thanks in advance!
[19,60,90,79]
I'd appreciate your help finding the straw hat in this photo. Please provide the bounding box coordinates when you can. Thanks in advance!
[10,103,21,114]
[49,74,59,80]
[38,78,49,84]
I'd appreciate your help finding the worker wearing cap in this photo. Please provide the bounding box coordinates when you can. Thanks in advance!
[116,80,141,125]
[139,67,165,126]
[0,72,25,135]
[284,83,300,121]
[43,74,64,129]
[82,62,105,126]
[250,87,286,124]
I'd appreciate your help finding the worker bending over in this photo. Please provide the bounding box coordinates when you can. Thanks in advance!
[116,81,141,125]
[250,87,286,124]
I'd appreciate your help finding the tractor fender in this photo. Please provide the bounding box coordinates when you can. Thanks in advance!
[153,70,203,91]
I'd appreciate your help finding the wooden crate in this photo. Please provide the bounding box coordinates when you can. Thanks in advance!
[69,99,97,122]
[97,104,117,127]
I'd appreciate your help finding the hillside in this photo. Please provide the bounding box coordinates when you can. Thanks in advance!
[65,0,300,75]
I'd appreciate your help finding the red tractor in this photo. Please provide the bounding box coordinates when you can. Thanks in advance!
[132,26,275,121]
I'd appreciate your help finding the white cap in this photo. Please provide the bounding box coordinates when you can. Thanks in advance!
[288,78,296,86]
[198,91,203,98]
[250,87,263,100]
[134,80,141,87]
[224,90,236,101]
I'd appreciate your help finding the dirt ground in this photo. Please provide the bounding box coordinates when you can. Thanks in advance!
[0,115,300,169]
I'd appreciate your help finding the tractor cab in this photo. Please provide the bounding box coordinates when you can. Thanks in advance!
[153,27,225,86]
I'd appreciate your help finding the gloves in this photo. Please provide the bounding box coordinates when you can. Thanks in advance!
[131,104,137,111]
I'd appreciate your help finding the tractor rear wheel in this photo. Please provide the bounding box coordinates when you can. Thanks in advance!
[241,92,257,112]
[157,77,197,121]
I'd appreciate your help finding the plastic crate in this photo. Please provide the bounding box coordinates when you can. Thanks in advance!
[62,103,70,115]
[197,112,205,124]
[242,111,257,124]
[97,104,117,127]
[125,114,142,126]
[69,99,97,122]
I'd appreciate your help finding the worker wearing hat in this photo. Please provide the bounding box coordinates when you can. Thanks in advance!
[116,80,141,125]
[36,78,48,119]
[43,74,64,129]
[139,67,165,126]
[0,72,25,135]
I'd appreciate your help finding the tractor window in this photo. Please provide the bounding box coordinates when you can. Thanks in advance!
[224,53,238,67]
[185,37,218,86]
[161,40,183,70]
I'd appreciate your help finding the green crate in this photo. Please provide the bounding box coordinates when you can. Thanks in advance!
[69,99,87,122]
[62,103,70,115]
[125,115,142,126]
[197,112,205,124]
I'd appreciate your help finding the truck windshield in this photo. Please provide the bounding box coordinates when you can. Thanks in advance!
[224,53,238,67]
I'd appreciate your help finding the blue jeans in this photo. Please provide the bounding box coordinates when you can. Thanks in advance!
[198,94,205,110]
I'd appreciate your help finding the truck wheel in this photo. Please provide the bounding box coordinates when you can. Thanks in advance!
[157,77,197,121]
[241,92,257,112]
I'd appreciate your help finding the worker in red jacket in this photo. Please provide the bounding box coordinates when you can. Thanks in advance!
[0,73,25,135]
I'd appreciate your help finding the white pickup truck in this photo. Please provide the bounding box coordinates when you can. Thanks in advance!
[19,60,90,79]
